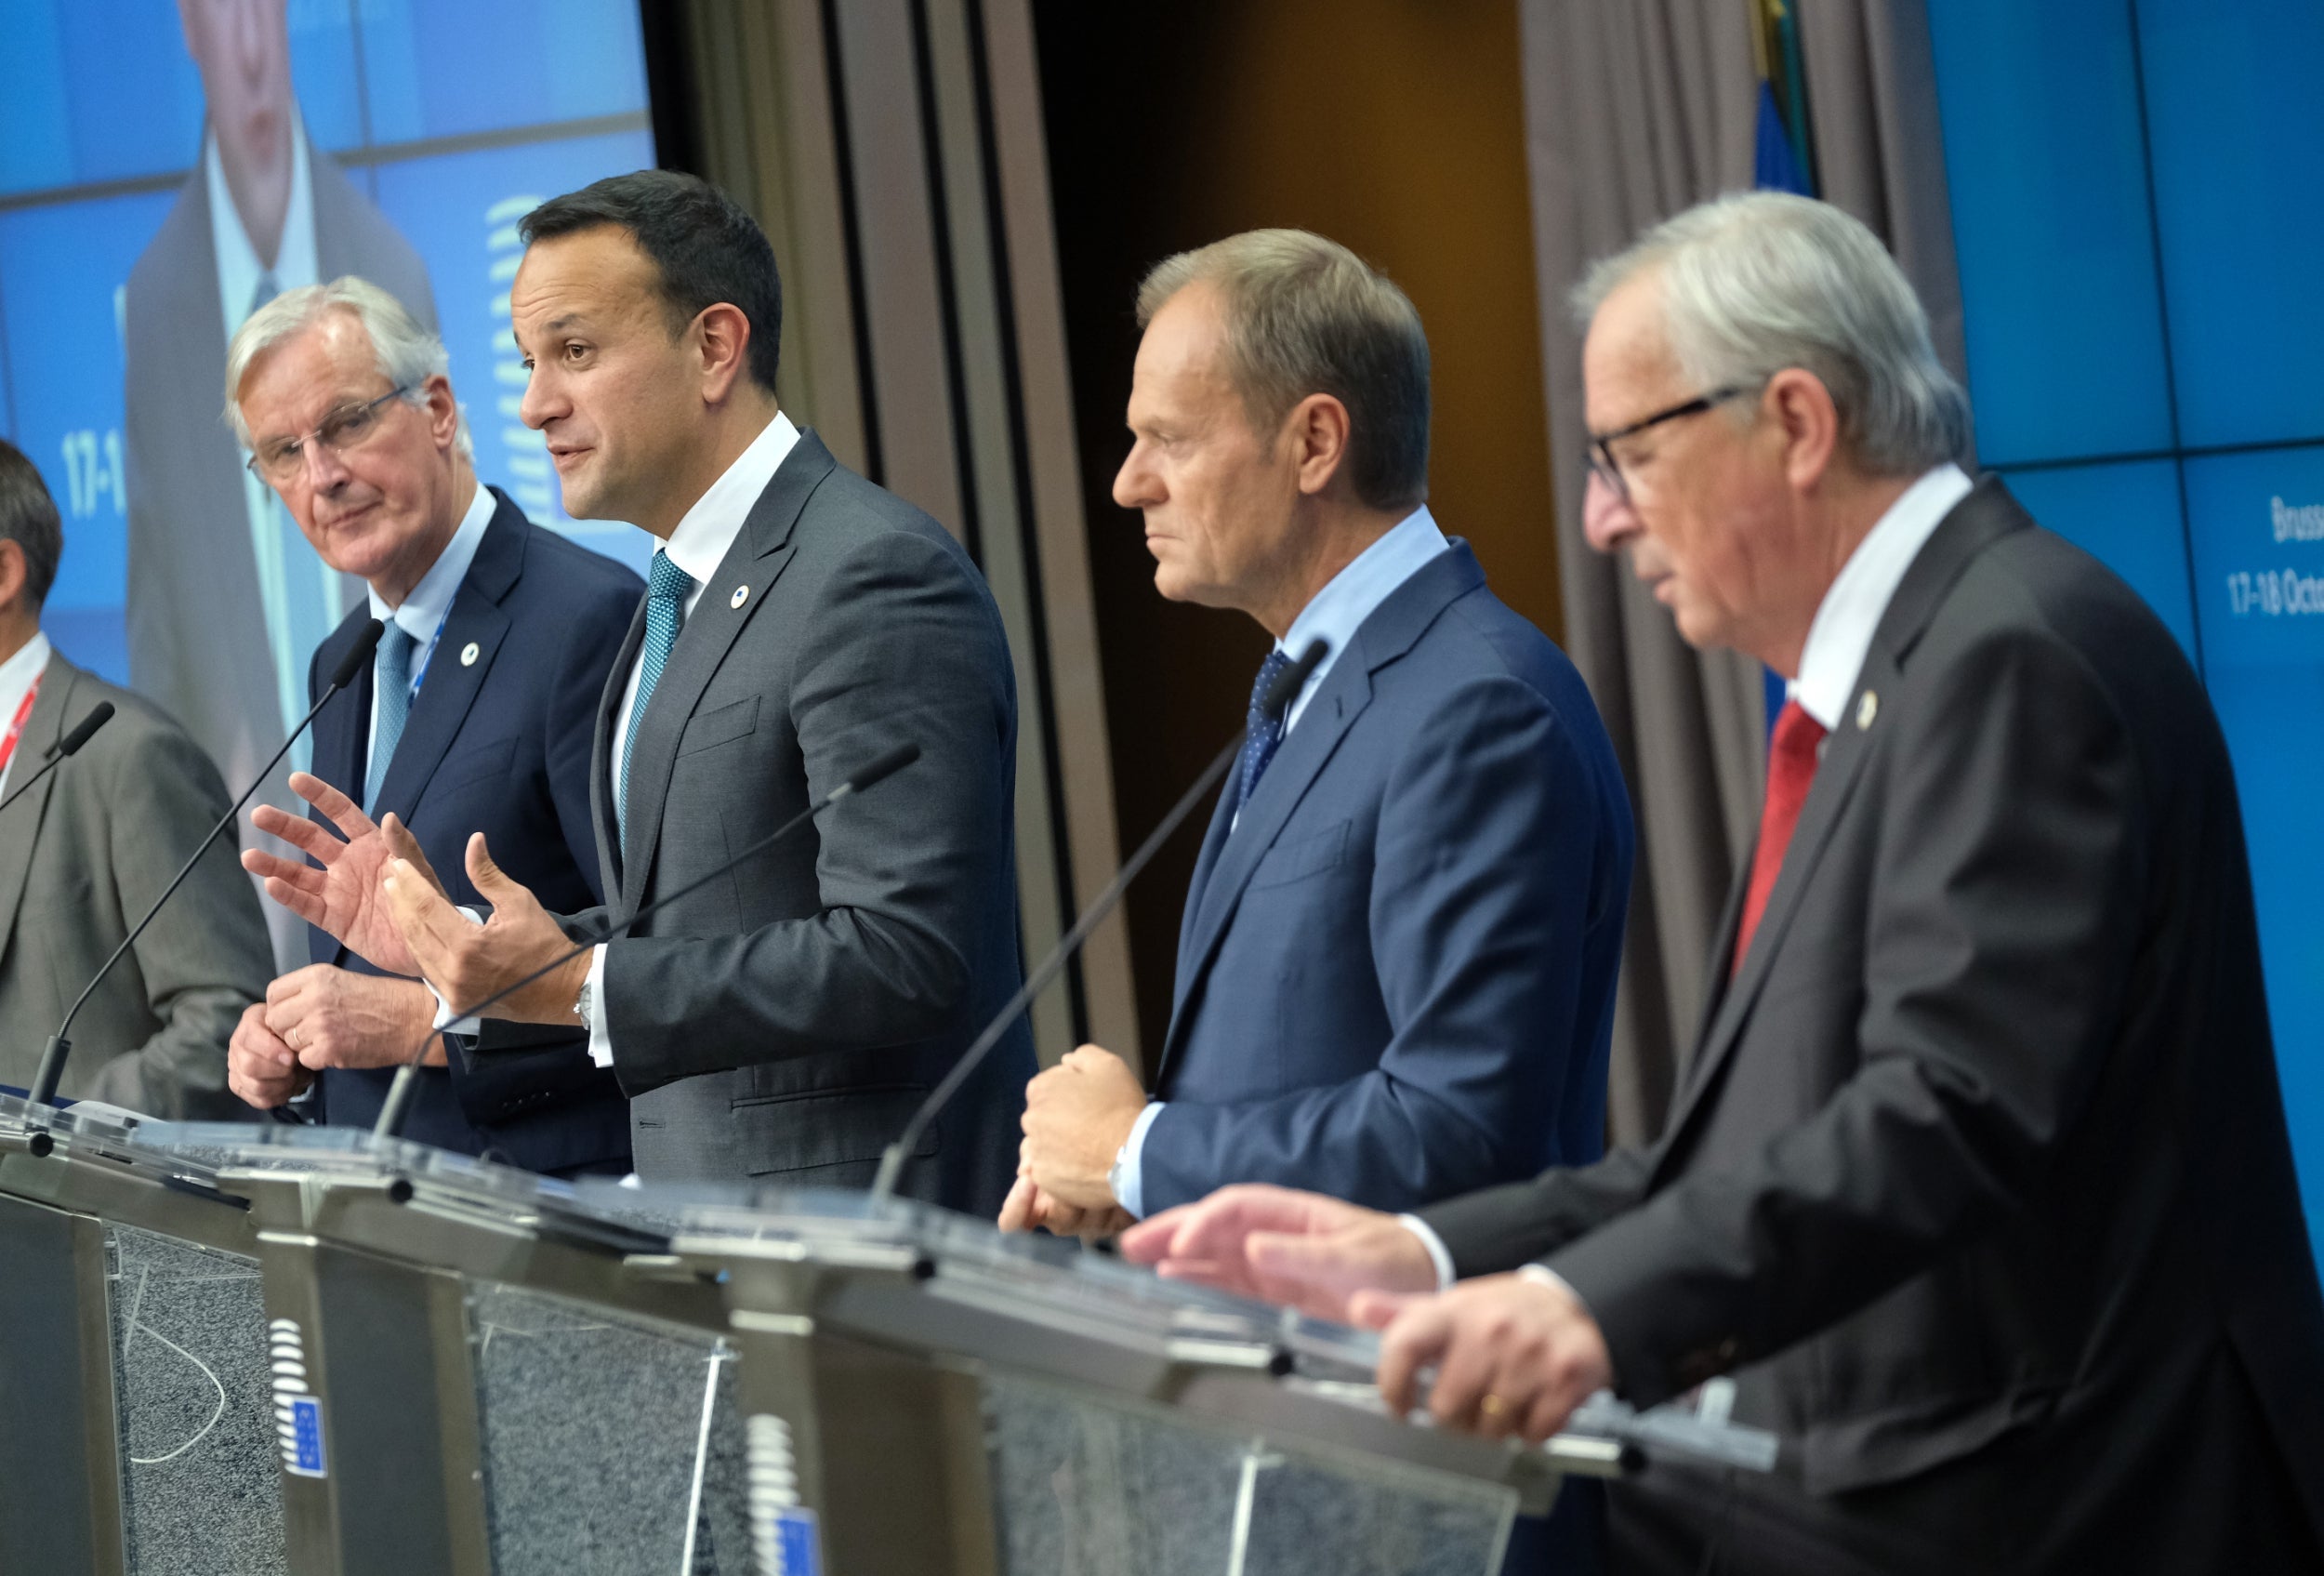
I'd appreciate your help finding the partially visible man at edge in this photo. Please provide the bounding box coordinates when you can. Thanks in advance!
[244,171,1034,1211]
[1122,192,2324,1575]
[221,277,640,1175]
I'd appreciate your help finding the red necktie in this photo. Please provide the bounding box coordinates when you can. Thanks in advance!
[1733,699,1828,976]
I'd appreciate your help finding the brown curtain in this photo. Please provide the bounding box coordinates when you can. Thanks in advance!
[1516,1,1972,1147]
[1516,0,1770,1147]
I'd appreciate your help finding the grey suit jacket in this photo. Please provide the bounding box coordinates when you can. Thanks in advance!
[122,128,435,963]
[0,652,272,1116]
[577,430,1034,1214]
[1421,483,2324,1570]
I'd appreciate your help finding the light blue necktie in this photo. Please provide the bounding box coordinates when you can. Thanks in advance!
[364,623,416,813]
[616,550,693,841]
[1235,647,1296,818]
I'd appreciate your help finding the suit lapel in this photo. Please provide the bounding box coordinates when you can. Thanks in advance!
[370,496,525,826]
[0,656,77,971]
[616,432,834,914]
[591,604,647,905]
[1652,483,2031,1159]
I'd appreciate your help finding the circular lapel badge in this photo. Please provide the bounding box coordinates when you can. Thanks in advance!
[1855,689,1879,730]
[459,642,480,668]
[731,584,750,610]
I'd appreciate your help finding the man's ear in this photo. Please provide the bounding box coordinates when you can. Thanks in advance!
[1289,392,1353,498]
[694,302,755,405]
[1767,368,1841,493]
[0,540,30,623]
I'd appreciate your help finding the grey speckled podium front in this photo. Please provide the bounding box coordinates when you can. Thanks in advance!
[468,1280,749,1576]
[106,1225,287,1576]
[983,1374,1512,1576]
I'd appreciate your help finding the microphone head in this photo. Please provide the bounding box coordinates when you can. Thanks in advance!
[1261,638,1329,722]
[845,741,922,796]
[329,619,388,691]
[49,701,115,759]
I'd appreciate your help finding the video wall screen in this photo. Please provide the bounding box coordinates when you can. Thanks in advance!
[0,0,657,708]
[1929,0,2324,1258]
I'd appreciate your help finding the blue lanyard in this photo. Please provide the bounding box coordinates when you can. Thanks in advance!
[395,607,454,703]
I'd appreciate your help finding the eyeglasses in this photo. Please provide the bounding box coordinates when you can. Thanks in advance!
[1585,383,1757,503]
[245,386,413,484]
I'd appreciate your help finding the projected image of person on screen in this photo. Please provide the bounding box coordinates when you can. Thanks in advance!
[123,0,438,973]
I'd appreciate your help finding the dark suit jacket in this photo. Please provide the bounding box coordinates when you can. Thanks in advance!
[306,490,640,1174]
[0,653,271,1116]
[1421,482,2324,1571]
[124,126,435,965]
[578,430,1032,1215]
[1141,543,1632,1215]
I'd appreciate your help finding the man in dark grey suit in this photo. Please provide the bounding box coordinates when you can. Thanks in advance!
[248,172,1032,1212]
[125,0,436,972]
[1123,193,2324,1573]
[0,441,271,1117]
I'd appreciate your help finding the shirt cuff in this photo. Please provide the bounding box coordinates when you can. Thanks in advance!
[585,943,613,1068]
[1107,1100,1166,1219]
[427,906,487,1035]
[1396,1214,1459,1291]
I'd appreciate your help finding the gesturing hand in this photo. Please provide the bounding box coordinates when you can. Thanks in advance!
[1116,1183,1440,1322]
[244,774,426,977]
[382,831,588,1026]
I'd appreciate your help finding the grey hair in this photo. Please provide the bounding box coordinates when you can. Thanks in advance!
[224,276,471,459]
[1572,192,1970,475]
[1138,229,1430,512]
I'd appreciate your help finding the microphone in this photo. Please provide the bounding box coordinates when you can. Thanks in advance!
[25,621,385,1110]
[369,740,922,1143]
[0,701,113,820]
[870,637,1328,1202]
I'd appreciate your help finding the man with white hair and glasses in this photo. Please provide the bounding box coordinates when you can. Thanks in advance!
[220,277,643,1176]
[1124,192,2324,1573]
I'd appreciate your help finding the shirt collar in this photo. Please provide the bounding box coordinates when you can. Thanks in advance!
[658,411,802,588]
[0,631,53,724]
[206,108,319,333]
[368,480,495,639]
[1275,505,1451,733]
[1791,462,1974,729]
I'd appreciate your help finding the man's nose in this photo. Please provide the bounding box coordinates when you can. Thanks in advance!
[518,365,557,430]
[1112,447,1155,512]
[1580,470,1639,556]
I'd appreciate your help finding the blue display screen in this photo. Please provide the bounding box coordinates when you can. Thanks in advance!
[0,0,654,694]
[1930,0,2324,1259]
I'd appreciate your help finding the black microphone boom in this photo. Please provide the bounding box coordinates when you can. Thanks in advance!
[0,701,113,821]
[369,740,923,1143]
[869,637,1329,1202]
[25,620,386,1111]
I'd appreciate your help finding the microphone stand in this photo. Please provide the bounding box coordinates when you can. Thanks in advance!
[0,702,114,820]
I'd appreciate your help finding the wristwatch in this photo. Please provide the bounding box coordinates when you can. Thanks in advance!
[573,977,595,1034]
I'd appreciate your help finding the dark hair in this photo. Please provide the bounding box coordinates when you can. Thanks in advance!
[520,170,783,393]
[0,439,62,609]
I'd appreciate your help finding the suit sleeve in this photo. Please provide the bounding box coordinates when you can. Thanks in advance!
[1537,628,2148,1409]
[81,721,274,1119]
[1135,674,1625,1214]
[600,530,1009,1079]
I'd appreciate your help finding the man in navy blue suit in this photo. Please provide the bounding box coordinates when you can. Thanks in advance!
[1004,229,1632,1238]
[221,278,641,1175]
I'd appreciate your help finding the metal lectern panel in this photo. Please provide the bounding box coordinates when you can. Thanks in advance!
[465,1279,751,1576]
[103,1225,286,1576]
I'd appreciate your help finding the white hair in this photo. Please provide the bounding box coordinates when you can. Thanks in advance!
[1573,192,1970,475]
[224,276,471,459]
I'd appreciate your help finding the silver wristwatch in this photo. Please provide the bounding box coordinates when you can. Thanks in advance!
[573,977,596,1033]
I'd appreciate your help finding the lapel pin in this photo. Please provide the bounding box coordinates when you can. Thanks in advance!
[459,642,480,668]
[731,584,750,610]
[1856,689,1879,730]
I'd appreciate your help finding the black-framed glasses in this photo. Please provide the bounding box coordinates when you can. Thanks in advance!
[1585,383,1757,502]
[246,385,414,484]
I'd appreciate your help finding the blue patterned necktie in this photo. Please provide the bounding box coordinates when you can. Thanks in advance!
[617,550,694,840]
[363,623,416,813]
[1235,648,1296,817]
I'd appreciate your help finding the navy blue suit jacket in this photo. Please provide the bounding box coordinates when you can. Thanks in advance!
[1140,542,1633,1215]
[306,488,643,1173]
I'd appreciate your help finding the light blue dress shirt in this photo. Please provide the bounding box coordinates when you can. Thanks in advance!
[1112,505,1451,1217]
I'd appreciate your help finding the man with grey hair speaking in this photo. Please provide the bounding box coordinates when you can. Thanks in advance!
[1123,193,2324,1572]
[222,278,642,1175]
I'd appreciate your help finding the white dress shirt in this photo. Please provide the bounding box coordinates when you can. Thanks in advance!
[210,116,325,759]
[581,411,802,1066]
[1395,462,1976,1322]
[1110,506,1451,1217]
[0,632,54,799]
[363,480,493,772]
